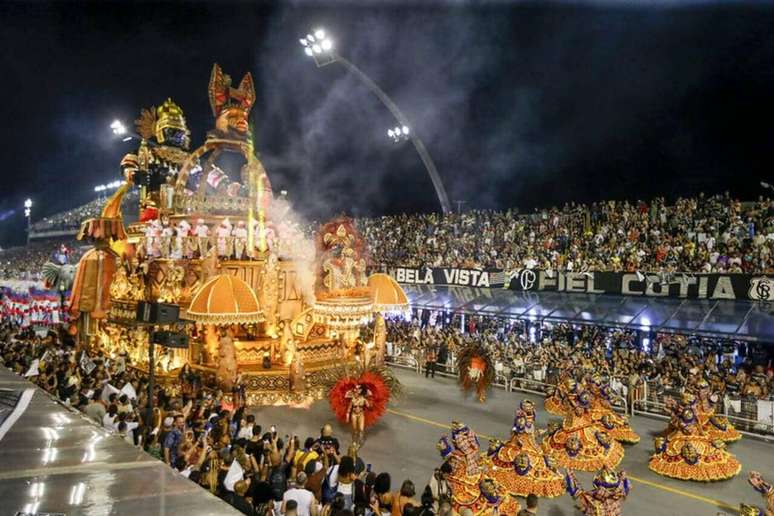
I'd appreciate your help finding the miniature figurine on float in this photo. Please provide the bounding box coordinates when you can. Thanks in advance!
[66,63,409,408]
[565,465,631,516]
[648,393,741,481]
[437,421,521,515]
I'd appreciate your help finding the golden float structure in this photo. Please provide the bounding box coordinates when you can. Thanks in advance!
[67,63,408,405]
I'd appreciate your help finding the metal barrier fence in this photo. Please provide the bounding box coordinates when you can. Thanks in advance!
[386,355,628,415]
[633,382,774,441]
[386,354,774,440]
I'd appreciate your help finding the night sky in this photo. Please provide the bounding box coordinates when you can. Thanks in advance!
[1,0,774,247]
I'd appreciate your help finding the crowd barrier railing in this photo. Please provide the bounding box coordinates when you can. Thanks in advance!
[386,356,629,415]
[633,383,774,441]
[387,354,773,440]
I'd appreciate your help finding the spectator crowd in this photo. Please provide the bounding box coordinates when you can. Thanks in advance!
[386,315,774,420]
[0,240,83,281]
[1,321,456,516]
[358,193,773,274]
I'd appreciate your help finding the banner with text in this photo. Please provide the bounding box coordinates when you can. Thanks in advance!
[383,267,773,301]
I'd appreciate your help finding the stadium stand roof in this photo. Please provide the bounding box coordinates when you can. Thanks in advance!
[404,285,774,342]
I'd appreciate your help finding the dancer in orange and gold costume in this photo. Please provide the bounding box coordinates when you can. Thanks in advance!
[542,385,624,471]
[690,378,742,443]
[487,405,565,498]
[565,466,631,516]
[587,374,640,444]
[649,393,741,481]
[741,471,774,516]
[437,422,521,516]
[545,374,577,416]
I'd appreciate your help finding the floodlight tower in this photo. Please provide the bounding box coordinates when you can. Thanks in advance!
[110,119,138,142]
[24,198,32,244]
[300,28,452,214]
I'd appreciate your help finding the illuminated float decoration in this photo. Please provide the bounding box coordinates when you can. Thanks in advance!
[67,63,408,405]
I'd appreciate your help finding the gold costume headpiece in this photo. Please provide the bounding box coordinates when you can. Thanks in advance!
[155,98,191,148]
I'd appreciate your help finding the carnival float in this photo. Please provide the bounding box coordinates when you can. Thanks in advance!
[66,64,408,406]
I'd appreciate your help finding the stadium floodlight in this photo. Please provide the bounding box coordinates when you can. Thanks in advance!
[299,27,451,214]
[299,28,335,66]
[110,120,127,136]
[388,125,410,143]
[23,199,32,244]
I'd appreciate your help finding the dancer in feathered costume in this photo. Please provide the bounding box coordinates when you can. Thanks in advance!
[457,343,495,402]
[741,471,774,516]
[587,374,640,444]
[328,365,398,446]
[690,378,742,443]
[437,422,521,515]
[565,466,631,516]
[545,375,579,416]
[542,385,625,471]
[648,393,741,481]
[487,405,565,498]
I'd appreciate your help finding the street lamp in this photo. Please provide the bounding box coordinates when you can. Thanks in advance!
[299,27,452,214]
[23,198,32,244]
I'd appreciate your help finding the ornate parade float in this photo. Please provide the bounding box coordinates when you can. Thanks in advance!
[67,64,407,405]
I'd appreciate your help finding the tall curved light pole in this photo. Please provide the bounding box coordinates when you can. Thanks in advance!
[300,29,452,214]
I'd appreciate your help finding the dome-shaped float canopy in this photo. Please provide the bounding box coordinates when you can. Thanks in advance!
[368,273,409,314]
[185,274,264,325]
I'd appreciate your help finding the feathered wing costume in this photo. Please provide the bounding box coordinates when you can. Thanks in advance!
[327,365,400,446]
[457,343,495,402]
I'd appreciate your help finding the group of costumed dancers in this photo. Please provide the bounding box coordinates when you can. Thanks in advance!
[325,349,771,515]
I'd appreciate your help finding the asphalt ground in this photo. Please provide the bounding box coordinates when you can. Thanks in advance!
[247,367,774,515]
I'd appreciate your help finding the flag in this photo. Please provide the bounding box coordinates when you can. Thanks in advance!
[24,359,40,377]
[120,382,137,400]
[101,383,121,403]
[80,352,96,375]
[223,459,244,492]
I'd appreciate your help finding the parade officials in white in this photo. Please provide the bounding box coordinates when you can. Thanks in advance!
[216,218,233,258]
[194,219,210,257]
[232,221,248,260]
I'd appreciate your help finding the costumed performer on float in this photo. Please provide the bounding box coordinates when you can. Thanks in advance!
[437,421,521,515]
[565,465,631,516]
[542,383,625,472]
[486,405,565,498]
[648,393,741,481]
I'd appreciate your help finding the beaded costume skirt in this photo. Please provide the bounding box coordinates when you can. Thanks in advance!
[487,434,565,498]
[542,416,625,472]
[648,432,741,481]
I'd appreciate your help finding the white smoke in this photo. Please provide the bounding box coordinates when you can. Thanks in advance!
[267,195,318,305]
